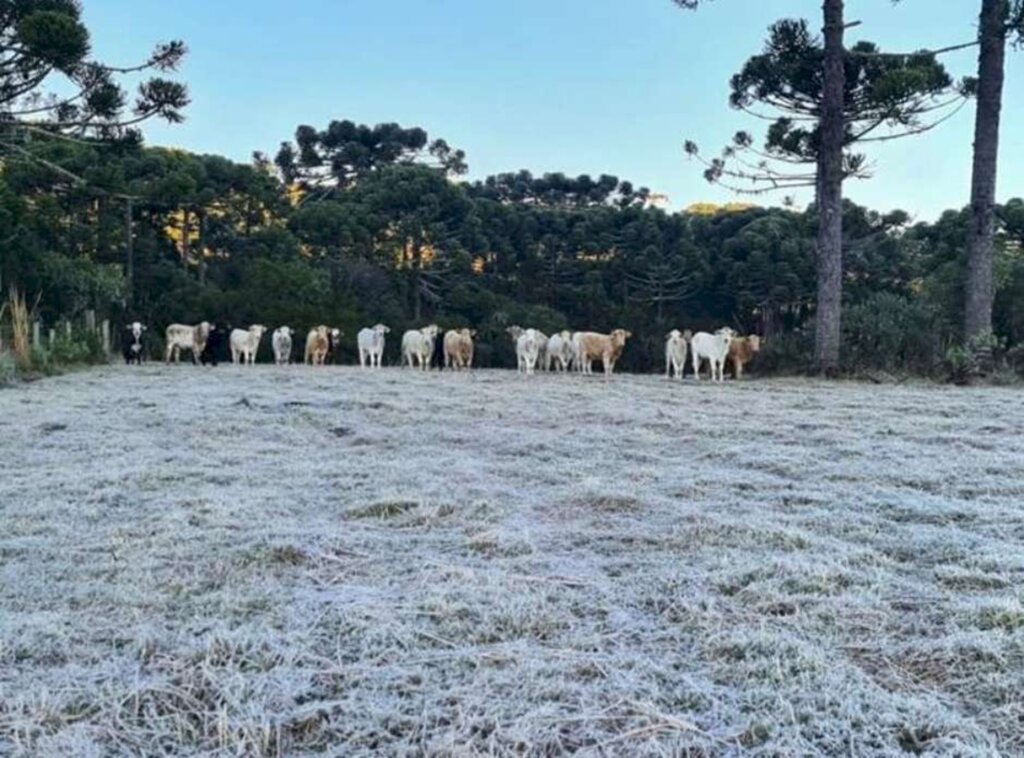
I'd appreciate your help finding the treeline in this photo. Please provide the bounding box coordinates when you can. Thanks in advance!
[2,123,1024,376]
[2,1,1023,381]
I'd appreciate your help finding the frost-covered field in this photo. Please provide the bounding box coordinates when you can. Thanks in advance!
[2,365,1024,756]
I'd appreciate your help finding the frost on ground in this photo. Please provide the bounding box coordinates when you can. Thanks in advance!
[1,366,1023,756]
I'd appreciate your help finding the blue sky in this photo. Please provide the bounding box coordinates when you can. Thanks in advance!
[84,0,1020,220]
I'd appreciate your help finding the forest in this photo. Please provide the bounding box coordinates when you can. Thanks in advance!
[1,0,1023,379]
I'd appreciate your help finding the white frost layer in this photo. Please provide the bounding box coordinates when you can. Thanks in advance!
[1,366,1023,755]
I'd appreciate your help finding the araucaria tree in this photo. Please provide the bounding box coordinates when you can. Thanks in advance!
[681,3,963,373]
[963,0,1024,353]
[0,0,188,148]
[273,119,467,198]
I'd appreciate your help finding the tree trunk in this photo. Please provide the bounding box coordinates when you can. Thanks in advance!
[411,237,423,322]
[814,0,846,377]
[965,0,1006,352]
[181,207,191,270]
[198,210,208,287]
[124,197,134,308]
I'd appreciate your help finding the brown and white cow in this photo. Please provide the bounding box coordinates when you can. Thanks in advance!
[305,325,337,366]
[727,335,761,379]
[164,322,212,364]
[443,328,476,370]
[576,329,632,376]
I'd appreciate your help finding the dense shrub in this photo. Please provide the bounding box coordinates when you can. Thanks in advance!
[842,293,943,374]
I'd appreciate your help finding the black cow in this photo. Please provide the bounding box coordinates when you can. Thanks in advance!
[200,324,229,366]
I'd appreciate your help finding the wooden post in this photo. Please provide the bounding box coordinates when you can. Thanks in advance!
[49,328,55,347]
[85,309,96,333]
[32,321,41,350]
[101,319,111,355]
[65,320,72,340]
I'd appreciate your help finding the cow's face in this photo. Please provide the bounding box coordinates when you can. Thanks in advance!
[666,329,681,341]
[330,328,342,341]
[374,324,390,335]
[251,325,268,340]
[682,329,693,341]
[506,325,524,341]
[612,329,632,344]
[423,325,439,339]
[716,327,737,343]
[748,335,762,352]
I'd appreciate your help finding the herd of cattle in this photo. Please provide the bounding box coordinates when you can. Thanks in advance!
[121,321,761,382]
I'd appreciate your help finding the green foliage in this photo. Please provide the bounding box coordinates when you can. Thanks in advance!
[842,293,940,373]
[945,332,1007,385]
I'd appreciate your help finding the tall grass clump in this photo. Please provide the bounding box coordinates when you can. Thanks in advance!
[1,288,32,369]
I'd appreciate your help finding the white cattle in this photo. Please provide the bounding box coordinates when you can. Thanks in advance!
[571,331,586,373]
[546,331,575,372]
[401,325,440,370]
[518,329,542,375]
[691,327,737,383]
[357,324,390,368]
[230,325,267,365]
[534,330,549,371]
[164,322,211,364]
[272,326,294,365]
[665,329,692,380]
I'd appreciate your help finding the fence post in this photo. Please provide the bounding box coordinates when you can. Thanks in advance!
[65,320,72,340]
[101,319,111,356]
[33,321,41,350]
[49,328,55,347]
[85,309,96,333]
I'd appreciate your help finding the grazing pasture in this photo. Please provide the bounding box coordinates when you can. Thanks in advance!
[2,366,1023,755]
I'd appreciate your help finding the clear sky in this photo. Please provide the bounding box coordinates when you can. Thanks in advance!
[83,0,1020,221]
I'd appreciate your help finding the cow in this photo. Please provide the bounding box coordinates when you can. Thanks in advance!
[200,324,228,366]
[304,326,333,366]
[444,328,476,370]
[506,326,541,375]
[401,325,440,370]
[571,332,586,373]
[691,327,737,383]
[534,330,549,371]
[545,330,575,372]
[324,327,343,365]
[122,322,146,365]
[272,327,294,366]
[665,329,692,380]
[164,322,212,364]
[230,325,267,365]
[576,329,632,376]
[357,324,389,368]
[727,335,762,380]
